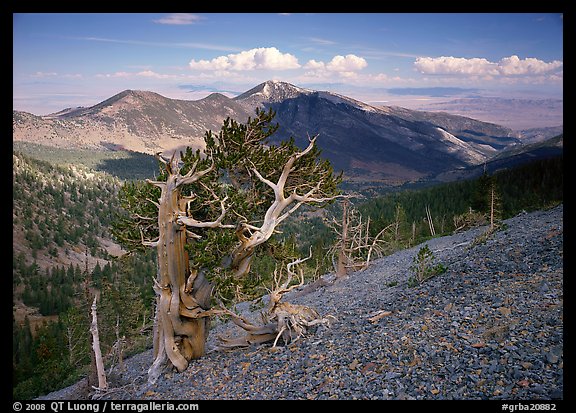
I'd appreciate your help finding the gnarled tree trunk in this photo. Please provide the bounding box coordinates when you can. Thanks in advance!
[145,155,226,384]
[116,112,345,383]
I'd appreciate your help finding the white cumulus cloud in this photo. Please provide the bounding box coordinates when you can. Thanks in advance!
[497,55,563,75]
[414,56,497,76]
[303,59,326,70]
[326,54,368,72]
[414,55,563,77]
[301,54,368,82]
[189,47,301,71]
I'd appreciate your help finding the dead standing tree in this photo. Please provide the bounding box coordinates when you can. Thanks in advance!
[327,199,391,276]
[425,204,436,237]
[89,293,107,392]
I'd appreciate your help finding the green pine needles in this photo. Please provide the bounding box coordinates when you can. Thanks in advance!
[408,244,447,287]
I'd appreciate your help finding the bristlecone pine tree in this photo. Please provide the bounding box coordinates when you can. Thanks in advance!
[113,109,342,383]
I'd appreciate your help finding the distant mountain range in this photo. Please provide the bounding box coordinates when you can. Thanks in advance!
[13,80,562,184]
[420,96,563,130]
[13,90,252,154]
[434,134,563,183]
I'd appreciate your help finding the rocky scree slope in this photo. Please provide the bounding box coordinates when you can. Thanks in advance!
[42,204,563,400]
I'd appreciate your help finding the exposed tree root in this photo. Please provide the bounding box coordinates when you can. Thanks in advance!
[216,251,336,349]
[216,302,336,349]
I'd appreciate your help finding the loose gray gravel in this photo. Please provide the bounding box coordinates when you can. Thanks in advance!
[42,204,563,400]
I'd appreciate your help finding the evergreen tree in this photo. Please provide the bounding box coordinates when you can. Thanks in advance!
[113,109,342,381]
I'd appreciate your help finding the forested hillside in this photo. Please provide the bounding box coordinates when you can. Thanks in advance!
[13,152,120,266]
[358,155,563,241]
[12,152,158,399]
[284,155,563,267]
[13,141,159,180]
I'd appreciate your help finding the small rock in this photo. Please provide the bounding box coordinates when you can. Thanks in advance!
[349,359,359,370]
[497,306,512,316]
[517,379,530,388]
[521,361,533,369]
[546,352,559,364]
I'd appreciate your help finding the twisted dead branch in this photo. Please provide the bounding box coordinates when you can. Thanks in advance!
[217,250,336,349]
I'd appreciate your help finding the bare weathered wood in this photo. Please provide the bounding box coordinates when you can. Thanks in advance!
[426,204,436,236]
[217,253,335,349]
[230,137,344,279]
[336,198,349,277]
[142,154,228,383]
[327,200,390,274]
[90,294,107,391]
[132,129,342,380]
[367,310,393,323]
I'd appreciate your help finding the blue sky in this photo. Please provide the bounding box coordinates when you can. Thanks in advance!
[13,13,563,115]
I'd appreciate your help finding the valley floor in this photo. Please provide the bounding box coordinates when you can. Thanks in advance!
[40,204,563,400]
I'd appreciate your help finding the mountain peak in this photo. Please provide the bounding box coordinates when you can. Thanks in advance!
[110,89,165,102]
[14,79,533,184]
[199,92,232,103]
[234,80,311,104]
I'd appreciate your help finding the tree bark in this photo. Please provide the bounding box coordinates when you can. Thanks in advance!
[145,156,218,383]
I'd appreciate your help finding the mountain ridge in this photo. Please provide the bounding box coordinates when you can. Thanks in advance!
[13,80,560,184]
[241,83,519,182]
